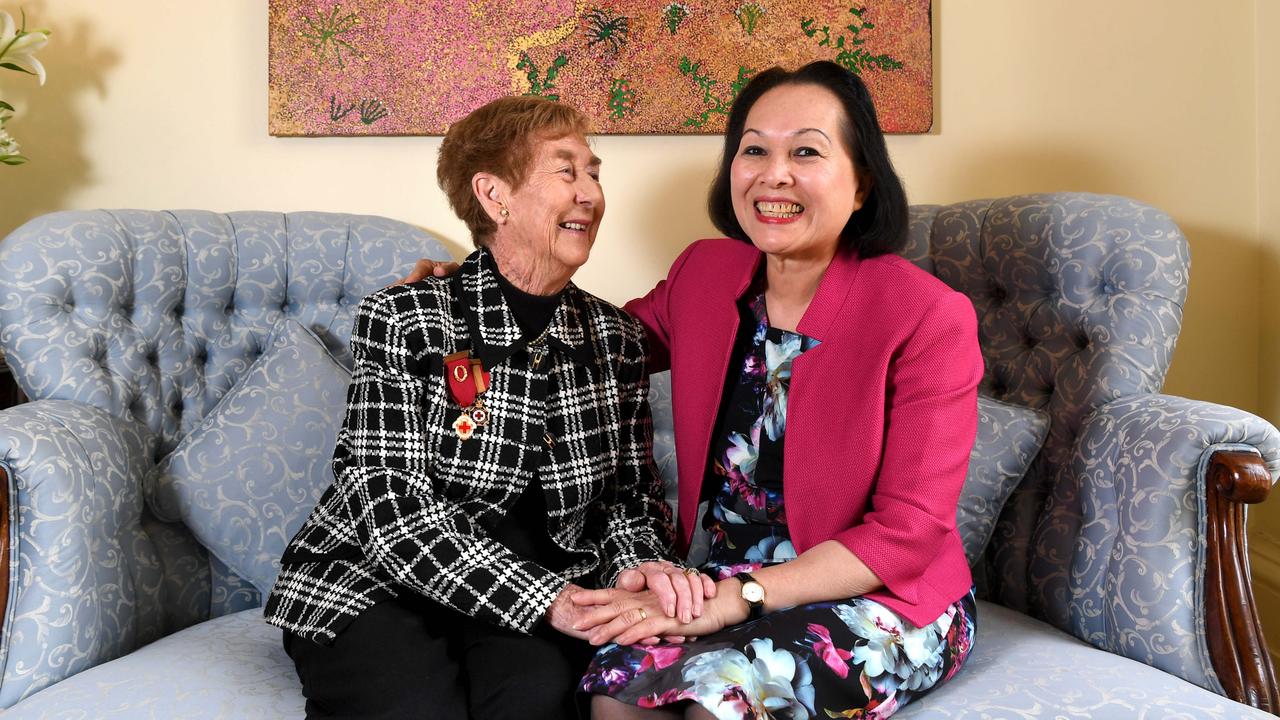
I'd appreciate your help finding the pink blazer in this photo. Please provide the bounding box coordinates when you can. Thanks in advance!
[625,238,983,627]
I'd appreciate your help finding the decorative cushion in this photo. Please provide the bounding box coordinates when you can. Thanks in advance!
[146,318,350,594]
[958,396,1050,566]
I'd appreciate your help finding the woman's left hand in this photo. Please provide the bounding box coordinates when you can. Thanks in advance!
[571,584,741,646]
[615,561,717,624]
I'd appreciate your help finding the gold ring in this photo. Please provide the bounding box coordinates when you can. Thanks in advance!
[637,609,647,621]
[683,567,700,577]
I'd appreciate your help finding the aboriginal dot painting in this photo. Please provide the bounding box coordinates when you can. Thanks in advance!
[268,1,932,135]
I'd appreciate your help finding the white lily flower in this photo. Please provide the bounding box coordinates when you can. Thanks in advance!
[682,639,813,720]
[0,10,51,85]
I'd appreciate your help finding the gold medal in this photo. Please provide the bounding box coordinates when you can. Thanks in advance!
[452,412,477,440]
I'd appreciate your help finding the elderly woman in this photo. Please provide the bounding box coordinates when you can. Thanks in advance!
[264,96,708,720]
[571,61,983,719]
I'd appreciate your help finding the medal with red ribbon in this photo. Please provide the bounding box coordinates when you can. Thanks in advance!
[443,350,491,440]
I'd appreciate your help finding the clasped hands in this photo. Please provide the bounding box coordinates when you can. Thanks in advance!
[547,561,740,647]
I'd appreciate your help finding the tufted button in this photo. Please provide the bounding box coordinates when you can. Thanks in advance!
[1023,335,1037,349]
[990,286,1008,303]
[145,349,159,366]
[173,303,185,316]
[224,303,235,315]
[61,300,74,313]
[171,398,184,413]
[1044,383,1056,395]
[1075,334,1090,350]
[337,295,349,306]
[1100,281,1117,295]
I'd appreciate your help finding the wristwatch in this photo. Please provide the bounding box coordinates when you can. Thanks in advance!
[734,572,766,622]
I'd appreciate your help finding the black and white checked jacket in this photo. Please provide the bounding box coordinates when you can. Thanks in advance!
[264,250,676,644]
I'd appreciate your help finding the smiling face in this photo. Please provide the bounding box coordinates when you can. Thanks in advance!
[491,133,604,291]
[729,83,867,263]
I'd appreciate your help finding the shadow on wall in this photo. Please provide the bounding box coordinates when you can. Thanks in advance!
[1260,240,1280,428]
[1162,222,1259,415]
[0,10,120,237]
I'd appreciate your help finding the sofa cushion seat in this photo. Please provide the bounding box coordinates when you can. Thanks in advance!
[898,603,1267,719]
[6,602,1263,719]
[3,609,303,719]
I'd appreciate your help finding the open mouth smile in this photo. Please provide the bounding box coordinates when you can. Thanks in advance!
[754,200,804,223]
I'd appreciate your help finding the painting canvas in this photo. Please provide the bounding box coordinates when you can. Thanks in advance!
[268,1,932,136]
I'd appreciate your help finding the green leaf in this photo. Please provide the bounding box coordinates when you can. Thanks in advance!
[0,100,13,111]
[1,155,28,165]
[0,63,35,76]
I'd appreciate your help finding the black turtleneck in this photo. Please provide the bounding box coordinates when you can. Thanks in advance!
[491,262,561,340]
[488,262,573,574]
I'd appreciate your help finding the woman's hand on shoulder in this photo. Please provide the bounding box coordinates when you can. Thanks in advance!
[615,561,717,624]
[395,258,459,285]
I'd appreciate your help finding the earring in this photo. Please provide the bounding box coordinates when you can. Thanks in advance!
[499,206,509,218]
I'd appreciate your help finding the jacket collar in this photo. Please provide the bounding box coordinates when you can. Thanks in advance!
[728,244,863,343]
[454,248,597,368]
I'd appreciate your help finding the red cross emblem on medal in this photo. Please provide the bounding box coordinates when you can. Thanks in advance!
[452,413,477,440]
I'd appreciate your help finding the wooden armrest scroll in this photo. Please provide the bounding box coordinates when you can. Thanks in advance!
[1206,450,1279,713]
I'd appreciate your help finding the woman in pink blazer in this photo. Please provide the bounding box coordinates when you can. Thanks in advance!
[574,62,984,719]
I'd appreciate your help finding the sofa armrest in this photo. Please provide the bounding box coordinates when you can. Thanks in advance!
[1066,393,1279,710]
[0,400,161,708]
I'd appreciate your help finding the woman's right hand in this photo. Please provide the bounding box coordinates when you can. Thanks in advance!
[396,258,460,285]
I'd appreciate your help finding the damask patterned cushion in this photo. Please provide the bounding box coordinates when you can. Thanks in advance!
[145,318,350,594]
[958,396,1049,566]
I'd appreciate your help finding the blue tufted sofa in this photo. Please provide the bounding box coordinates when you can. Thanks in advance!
[0,197,1277,718]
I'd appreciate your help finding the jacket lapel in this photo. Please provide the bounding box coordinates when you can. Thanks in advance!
[784,247,862,551]
[676,248,763,548]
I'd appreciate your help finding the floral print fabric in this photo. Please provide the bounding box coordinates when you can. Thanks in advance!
[580,291,977,718]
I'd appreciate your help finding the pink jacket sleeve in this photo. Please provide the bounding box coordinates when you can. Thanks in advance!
[622,243,700,375]
[832,291,983,603]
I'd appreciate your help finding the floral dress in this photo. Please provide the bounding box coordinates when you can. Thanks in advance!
[580,292,977,719]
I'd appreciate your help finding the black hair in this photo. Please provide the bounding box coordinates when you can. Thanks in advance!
[707,61,909,257]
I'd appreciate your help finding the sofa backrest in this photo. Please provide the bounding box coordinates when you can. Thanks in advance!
[0,210,448,457]
[0,198,1190,626]
[900,193,1189,615]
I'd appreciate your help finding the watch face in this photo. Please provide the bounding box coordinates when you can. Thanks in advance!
[742,582,765,604]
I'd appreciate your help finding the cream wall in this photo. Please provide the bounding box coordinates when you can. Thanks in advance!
[1249,0,1280,662]
[0,0,1266,413]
